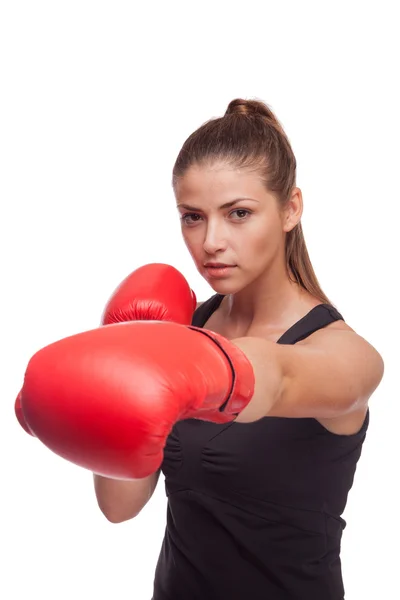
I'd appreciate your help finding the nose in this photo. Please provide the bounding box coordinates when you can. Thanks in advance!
[203,220,229,255]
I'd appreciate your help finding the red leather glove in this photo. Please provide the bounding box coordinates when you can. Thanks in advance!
[101,263,197,325]
[19,321,255,479]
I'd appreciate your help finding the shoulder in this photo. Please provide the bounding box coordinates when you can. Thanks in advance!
[297,320,384,397]
[258,319,385,424]
[298,316,382,363]
[298,316,371,350]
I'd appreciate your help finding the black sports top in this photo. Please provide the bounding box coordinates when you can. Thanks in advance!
[152,295,369,599]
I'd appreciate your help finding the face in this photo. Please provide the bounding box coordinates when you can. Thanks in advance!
[175,162,302,294]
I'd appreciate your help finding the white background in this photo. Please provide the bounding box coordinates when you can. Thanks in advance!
[0,1,398,598]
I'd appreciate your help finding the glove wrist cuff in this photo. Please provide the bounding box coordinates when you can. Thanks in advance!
[187,326,255,417]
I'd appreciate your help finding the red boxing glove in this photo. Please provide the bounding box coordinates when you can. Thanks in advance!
[19,321,254,479]
[101,263,197,326]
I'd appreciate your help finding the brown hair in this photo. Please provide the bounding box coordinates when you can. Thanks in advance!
[172,98,333,306]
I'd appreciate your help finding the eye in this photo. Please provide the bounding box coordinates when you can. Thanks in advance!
[180,212,202,226]
[230,209,251,220]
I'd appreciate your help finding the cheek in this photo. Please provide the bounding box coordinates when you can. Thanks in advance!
[239,219,281,264]
[181,229,202,258]
[243,220,273,252]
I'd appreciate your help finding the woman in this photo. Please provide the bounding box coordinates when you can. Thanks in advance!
[93,99,384,599]
[17,98,383,599]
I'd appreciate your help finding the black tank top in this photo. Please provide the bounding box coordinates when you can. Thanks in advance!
[152,295,369,600]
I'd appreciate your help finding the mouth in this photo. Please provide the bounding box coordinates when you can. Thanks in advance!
[204,263,236,268]
[203,264,237,278]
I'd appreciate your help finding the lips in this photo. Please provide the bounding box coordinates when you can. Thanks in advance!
[204,263,235,268]
[203,264,237,278]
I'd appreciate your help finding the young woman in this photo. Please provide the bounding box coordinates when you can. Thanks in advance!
[92,99,384,599]
[18,98,384,599]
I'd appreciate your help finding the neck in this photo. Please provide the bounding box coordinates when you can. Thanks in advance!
[222,263,314,332]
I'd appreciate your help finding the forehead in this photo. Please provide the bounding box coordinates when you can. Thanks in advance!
[175,162,267,201]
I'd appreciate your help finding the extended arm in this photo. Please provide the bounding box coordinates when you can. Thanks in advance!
[233,329,384,422]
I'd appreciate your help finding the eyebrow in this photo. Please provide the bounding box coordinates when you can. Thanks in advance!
[177,197,260,211]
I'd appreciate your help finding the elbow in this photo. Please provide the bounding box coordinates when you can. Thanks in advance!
[103,512,130,524]
[98,505,140,524]
[95,498,141,524]
[101,507,125,524]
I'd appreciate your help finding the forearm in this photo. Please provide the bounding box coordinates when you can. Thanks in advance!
[93,470,161,523]
[232,336,285,423]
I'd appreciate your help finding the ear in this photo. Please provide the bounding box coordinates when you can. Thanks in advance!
[282,187,303,232]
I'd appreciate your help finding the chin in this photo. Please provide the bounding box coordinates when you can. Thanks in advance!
[197,265,250,295]
[204,277,245,296]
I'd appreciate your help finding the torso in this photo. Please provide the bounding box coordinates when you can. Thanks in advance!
[201,296,368,436]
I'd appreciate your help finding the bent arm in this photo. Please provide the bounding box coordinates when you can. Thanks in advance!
[93,469,161,523]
